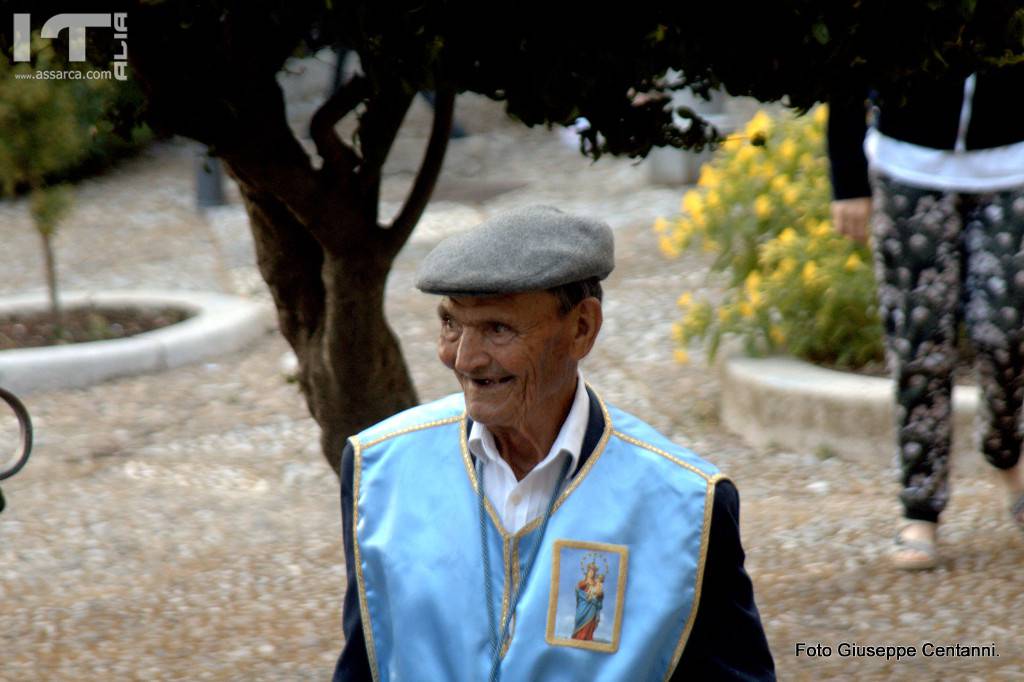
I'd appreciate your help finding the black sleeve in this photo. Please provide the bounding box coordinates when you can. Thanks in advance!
[672,479,776,681]
[332,441,372,682]
[826,92,873,200]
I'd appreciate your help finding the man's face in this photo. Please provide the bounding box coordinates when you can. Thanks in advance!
[436,292,583,430]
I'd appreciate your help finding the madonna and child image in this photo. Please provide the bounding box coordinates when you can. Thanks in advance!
[547,540,628,652]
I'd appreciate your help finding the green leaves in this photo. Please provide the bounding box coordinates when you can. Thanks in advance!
[28,185,73,237]
[811,21,830,45]
[0,40,86,191]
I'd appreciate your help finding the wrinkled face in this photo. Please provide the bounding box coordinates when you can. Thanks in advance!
[436,292,581,430]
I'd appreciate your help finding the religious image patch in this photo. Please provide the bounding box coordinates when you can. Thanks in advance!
[545,539,628,653]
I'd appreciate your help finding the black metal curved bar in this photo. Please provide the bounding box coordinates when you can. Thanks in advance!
[0,386,33,482]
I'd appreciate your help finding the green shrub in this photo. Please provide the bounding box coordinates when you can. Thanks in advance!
[0,39,151,193]
[655,106,884,368]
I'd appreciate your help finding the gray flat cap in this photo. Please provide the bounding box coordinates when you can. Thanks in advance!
[415,205,614,295]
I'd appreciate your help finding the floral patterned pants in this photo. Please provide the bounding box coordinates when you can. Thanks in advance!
[872,173,1024,523]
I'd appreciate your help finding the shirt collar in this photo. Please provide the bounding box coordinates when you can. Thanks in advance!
[468,371,589,476]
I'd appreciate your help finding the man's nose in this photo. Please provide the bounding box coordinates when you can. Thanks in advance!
[453,328,488,374]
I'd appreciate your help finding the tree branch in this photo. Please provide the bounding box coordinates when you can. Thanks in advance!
[310,75,369,175]
[383,85,454,252]
[353,86,415,225]
[359,88,416,175]
[216,114,323,235]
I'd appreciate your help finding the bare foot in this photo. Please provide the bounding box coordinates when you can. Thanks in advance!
[892,520,938,570]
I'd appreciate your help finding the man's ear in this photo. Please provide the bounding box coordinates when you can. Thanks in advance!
[570,297,603,360]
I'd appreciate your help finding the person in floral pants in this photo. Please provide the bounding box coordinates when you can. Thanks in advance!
[829,66,1024,569]
[873,177,1024,524]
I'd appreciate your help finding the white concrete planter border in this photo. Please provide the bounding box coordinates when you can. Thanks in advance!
[0,290,274,394]
[719,354,987,471]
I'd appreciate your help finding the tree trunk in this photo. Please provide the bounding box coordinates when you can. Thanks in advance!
[238,184,418,473]
[212,80,451,475]
[127,11,451,476]
[312,253,419,471]
[39,230,62,333]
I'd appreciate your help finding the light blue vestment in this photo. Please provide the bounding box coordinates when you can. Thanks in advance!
[350,390,722,681]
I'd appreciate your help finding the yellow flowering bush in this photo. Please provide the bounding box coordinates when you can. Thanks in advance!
[656,106,884,368]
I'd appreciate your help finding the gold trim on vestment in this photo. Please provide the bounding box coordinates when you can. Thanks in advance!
[544,539,629,653]
[611,430,715,482]
[500,536,510,655]
[500,535,521,660]
[458,417,506,533]
[361,414,464,450]
[350,435,380,682]
[663,472,728,680]
[351,413,466,682]
[511,538,522,597]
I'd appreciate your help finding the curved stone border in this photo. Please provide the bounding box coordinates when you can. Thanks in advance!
[0,290,275,394]
[719,355,987,471]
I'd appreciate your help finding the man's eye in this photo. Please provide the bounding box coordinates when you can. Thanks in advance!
[491,323,513,336]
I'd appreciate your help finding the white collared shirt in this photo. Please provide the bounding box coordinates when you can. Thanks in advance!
[468,372,589,533]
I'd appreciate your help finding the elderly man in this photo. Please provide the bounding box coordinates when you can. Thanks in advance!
[332,206,775,681]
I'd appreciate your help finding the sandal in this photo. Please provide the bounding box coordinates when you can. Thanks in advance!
[892,524,938,571]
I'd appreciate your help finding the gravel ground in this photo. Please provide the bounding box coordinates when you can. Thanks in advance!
[0,89,1022,681]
